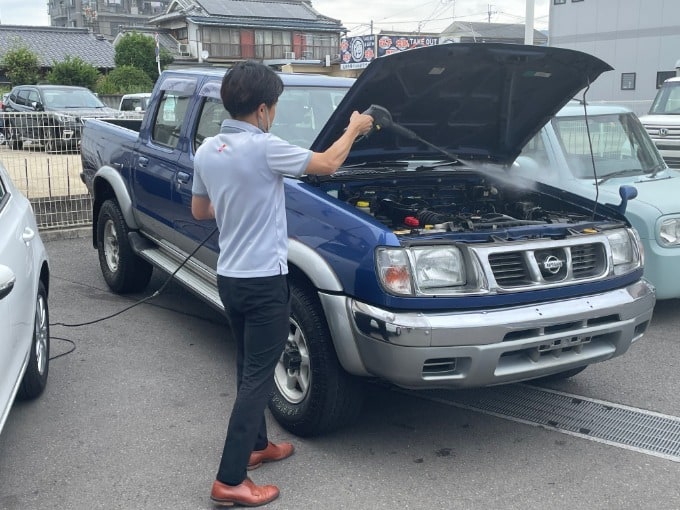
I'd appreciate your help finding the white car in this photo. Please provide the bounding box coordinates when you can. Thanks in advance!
[0,161,50,435]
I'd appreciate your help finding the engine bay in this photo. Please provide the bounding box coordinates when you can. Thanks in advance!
[320,169,601,235]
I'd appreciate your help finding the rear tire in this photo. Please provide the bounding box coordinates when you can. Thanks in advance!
[96,199,152,293]
[269,283,364,437]
[18,280,49,400]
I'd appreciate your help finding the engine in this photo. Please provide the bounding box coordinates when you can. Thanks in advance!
[330,174,591,234]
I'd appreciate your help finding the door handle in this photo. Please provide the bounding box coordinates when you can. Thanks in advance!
[177,172,191,184]
[22,227,35,243]
[138,156,149,168]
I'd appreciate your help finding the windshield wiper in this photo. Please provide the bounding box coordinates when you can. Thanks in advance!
[648,162,667,178]
[596,168,645,185]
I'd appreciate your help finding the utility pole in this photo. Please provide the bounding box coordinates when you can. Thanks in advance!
[524,0,535,45]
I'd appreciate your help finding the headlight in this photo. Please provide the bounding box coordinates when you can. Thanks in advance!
[658,217,680,246]
[412,247,466,290]
[53,113,76,123]
[605,228,641,275]
[376,246,479,296]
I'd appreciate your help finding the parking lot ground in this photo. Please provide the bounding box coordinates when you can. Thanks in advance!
[1,236,679,510]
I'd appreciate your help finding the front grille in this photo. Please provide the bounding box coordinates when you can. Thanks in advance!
[488,252,529,286]
[571,243,605,278]
[662,156,680,168]
[485,240,608,289]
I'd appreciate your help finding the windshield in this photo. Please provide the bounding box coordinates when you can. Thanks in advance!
[194,85,349,151]
[269,86,348,148]
[649,81,680,115]
[42,88,106,109]
[550,112,665,179]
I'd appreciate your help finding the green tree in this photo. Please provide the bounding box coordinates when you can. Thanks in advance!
[1,45,40,86]
[46,56,100,89]
[95,65,153,95]
[114,32,173,83]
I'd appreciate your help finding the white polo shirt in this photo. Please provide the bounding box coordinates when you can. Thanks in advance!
[193,119,312,278]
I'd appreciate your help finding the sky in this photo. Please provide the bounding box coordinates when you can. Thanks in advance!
[0,0,549,36]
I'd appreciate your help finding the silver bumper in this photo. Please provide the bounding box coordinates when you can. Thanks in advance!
[319,280,655,389]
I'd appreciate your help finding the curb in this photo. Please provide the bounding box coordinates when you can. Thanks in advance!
[40,226,91,242]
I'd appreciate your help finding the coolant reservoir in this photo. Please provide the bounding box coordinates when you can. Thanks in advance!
[356,200,371,215]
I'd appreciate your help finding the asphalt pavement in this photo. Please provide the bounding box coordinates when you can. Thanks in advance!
[0,234,679,510]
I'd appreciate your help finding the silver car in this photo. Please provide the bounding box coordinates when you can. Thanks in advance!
[0,161,50,434]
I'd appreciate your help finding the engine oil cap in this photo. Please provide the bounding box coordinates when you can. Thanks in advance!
[404,216,420,227]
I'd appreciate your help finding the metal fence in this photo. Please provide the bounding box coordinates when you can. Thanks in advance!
[1,111,93,231]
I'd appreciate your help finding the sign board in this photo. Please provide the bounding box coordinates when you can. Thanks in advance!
[340,36,376,70]
[376,35,439,57]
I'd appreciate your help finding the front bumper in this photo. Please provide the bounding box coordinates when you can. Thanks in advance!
[320,280,655,389]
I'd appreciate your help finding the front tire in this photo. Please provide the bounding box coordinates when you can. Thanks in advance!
[96,199,152,293]
[18,280,49,400]
[269,283,364,437]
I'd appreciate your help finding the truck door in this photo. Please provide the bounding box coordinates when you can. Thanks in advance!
[132,77,197,245]
[172,80,224,267]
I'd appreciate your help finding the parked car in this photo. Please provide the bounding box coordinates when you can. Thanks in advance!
[0,92,9,145]
[119,93,152,113]
[511,101,680,299]
[80,44,655,436]
[3,84,118,152]
[639,76,680,169]
[0,161,50,435]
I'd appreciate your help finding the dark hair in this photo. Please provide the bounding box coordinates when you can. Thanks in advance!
[220,61,284,118]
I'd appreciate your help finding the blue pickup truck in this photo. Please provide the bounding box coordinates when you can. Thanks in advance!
[80,43,656,437]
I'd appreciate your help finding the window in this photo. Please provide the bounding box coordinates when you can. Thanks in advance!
[572,0,584,2]
[299,33,339,61]
[194,96,228,150]
[254,30,292,59]
[621,72,636,90]
[553,0,566,4]
[152,90,190,147]
[201,27,241,58]
[657,71,676,89]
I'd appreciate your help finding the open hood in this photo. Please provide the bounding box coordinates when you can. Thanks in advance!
[310,43,612,166]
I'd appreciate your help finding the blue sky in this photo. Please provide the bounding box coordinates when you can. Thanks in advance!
[0,0,549,36]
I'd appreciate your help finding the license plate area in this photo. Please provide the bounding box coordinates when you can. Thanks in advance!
[529,334,592,361]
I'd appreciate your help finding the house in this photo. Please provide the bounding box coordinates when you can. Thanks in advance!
[439,21,548,46]
[0,25,116,85]
[548,0,680,115]
[48,0,171,41]
[147,0,345,66]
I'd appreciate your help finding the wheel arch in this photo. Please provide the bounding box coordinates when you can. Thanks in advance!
[287,240,369,377]
[91,166,138,247]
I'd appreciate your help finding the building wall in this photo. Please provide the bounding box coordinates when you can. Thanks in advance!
[549,0,680,115]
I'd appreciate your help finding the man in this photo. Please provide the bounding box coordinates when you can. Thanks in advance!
[191,61,373,507]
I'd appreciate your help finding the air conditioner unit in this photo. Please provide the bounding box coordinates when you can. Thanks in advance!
[178,43,190,56]
[302,50,314,60]
[284,51,295,60]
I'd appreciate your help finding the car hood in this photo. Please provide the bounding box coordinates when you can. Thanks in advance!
[638,113,679,124]
[311,43,612,166]
[588,170,680,215]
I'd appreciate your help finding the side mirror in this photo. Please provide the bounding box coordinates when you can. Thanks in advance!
[617,185,638,215]
[31,101,43,111]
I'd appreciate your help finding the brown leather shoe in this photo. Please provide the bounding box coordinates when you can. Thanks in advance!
[210,478,279,507]
[247,441,295,470]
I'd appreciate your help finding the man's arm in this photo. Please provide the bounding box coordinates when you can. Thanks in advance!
[191,195,215,220]
[305,111,373,176]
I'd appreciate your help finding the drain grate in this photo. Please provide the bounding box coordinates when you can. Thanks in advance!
[416,384,680,462]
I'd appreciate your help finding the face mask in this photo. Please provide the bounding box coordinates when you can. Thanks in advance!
[258,107,271,133]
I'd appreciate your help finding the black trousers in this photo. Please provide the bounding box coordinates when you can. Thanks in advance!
[215,274,290,486]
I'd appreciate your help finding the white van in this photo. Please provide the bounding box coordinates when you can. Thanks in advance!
[119,93,151,113]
